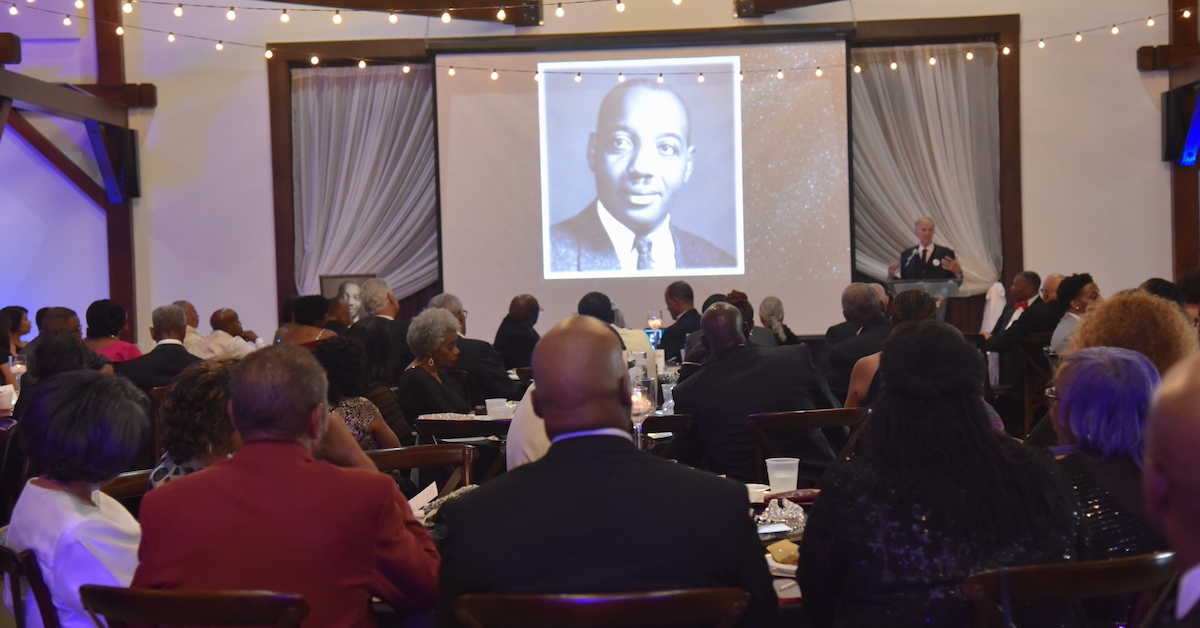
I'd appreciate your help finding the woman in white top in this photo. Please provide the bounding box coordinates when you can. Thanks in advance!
[6,370,148,628]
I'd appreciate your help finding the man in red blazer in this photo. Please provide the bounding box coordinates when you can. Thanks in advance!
[132,345,439,627]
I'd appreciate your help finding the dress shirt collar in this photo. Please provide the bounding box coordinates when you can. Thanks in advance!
[1178,562,1200,619]
[1066,311,1081,322]
[156,339,184,346]
[375,314,395,321]
[551,427,634,444]
[596,200,676,272]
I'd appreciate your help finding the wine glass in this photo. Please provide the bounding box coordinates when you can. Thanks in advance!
[630,377,657,451]
[9,355,27,393]
[647,311,663,331]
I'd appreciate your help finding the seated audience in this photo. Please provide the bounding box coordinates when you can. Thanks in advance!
[347,317,412,444]
[279,295,338,349]
[83,300,142,363]
[725,290,776,347]
[116,305,202,394]
[7,370,148,628]
[0,312,14,386]
[823,285,887,352]
[759,296,800,346]
[2,305,30,356]
[1041,273,1065,303]
[272,295,299,345]
[172,300,204,349]
[504,382,546,471]
[577,292,657,381]
[492,294,541,370]
[844,290,938,409]
[673,302,837,482]
[188,308,267,360]
[151,360,241,488]
[132,346,440,624]
[20,307,112,387]
[823,283,890,403]
[313,337,401,450]
[428,293,522,405]
[397,308,471,420]
[30,332,108,389]
[800,321,1085,627]
[660,281,700,364]
[361,279,415,382]
[1141,277,1187,311]
[1177,268,1200,324]
[984,272,1067,353]
[682,293,728,361]
[325,297,351,335]
[1067,289,1199,376]
[1050,273,1101,352]
[436,316,778,627]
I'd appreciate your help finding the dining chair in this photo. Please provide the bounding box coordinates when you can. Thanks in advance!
[367,444,478,498]
[453,588,750,628]
[79,585,308,628]
[0,417,26,524]
[637,414,693,460]
[0,544,64,628]
[961,551,1178,628]
[514,368,534,386]
[1018,332,1054,436]
[747,408,870,485]
[148,386,168,462]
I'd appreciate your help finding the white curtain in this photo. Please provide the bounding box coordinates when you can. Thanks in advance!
[851,44,1002,296]
[292,64,439,298]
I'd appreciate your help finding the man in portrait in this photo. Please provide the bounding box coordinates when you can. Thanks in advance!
[337,281,364,323]
[550,80,735,272]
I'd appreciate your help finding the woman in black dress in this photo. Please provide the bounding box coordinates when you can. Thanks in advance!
[397,308,470,420]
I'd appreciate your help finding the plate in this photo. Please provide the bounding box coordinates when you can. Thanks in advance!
[765,554,797,578]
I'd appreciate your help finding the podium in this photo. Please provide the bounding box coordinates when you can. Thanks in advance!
[888,279,962,321]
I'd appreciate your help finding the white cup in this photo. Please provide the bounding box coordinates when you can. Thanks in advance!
[765,457,800,494]
[485,398,510,417]
[745,483,771,504]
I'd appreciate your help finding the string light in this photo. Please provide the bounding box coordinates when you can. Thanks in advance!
[167,31,174,41]
[853,64,862,74]
[1147,17,1155,26]
[814,67,822,77]
[74,0,82,8]
[738,71,743,82]
[388,10,397,22]
[1075,32,1082,42]
[331,9,341,23]
[928,56,937,65]
[490,69,499,80]
[1184,9,1192,19]
[115,25,124,34]
[1001,46,1010,55]
[264,49,273,59]
[615,0,624,12]
[358,59,366,68]
[657,73,664,83]
[121,0,131,13]
[440,9,450,22]
[62,14,70,24]
[554,3,563,16]
[9,4,19,15]
[618,72,625,82]
[966,50,976,59]
[402,64,410,73]
[496,7,505,20]
[776,69,783,79]
[225,6,234,20]
[575,72,582,82]
[889,61,898,70]
[172,2,181,15]
[533,71,540,82]
[1037,40,1044,49]
[697,72,704,82]
[310,55,319,65]
[215,40,223,50]
[1110,24,1119,35]
[279,9,288,22]
[672,0,681,5]
[448,66,455,76]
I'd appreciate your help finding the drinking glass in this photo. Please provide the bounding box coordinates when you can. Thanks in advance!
[647,311,663,330]
[630,377,657,451]
[8,355,26,392]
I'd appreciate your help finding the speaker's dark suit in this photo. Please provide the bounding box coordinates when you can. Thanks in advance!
[116,342,202,394]
[985,299,1066,353]
[492,315,539,370]
[823,316,891,405]
[374,316,414,386]
[436,435,779,628]
[550,203,735,272]
[898,244,960,280]
[673,343,838,483]
[451,336,522,406]
[660,308,700,364]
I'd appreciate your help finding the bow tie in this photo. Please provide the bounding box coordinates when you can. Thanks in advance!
[1014,301,1029,311]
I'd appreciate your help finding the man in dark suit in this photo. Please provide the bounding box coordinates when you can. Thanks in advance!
[493,294,541,370]
[550,80,735,273]
[660,280,700,364]
[117,304,202,394]
[428,293,522,405]
[436,316,778,627]
[888,216,964,281]
[983,282,1066,354]
[1144,353,1200,627]
[823,284,891,405]
[673,303,838,483]
[360,278,413,385]
[989,271,1042,336]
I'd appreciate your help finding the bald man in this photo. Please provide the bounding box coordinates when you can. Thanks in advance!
[550,80,735,272]
[493,294,541,370]
[188,308,267,360]
[436,316,778,627]
[1145,353,1200,626]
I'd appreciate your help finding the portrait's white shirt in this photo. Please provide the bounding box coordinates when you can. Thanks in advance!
[596,200,676,272]
[188,329,267,360]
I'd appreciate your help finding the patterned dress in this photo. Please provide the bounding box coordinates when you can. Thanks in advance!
[335,397,380,450]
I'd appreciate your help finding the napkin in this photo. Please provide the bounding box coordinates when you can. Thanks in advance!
[409,482,439,515]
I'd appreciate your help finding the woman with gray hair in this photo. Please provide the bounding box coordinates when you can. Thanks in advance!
[396,307,470,420]
[757,296,799,346]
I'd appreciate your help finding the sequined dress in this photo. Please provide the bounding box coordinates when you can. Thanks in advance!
[800,456,1087,628]
[334,397,379,450]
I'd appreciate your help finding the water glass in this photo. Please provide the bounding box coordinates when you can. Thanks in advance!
[647,311,663,330]
[765,457,800,494]
[630,377,657,451]
[8,355,26,392]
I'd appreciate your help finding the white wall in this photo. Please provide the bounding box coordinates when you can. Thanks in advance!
[0,0,1171,344]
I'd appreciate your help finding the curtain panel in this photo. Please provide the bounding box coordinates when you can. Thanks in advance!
[292,64,439,299]
[851,44,1002,296]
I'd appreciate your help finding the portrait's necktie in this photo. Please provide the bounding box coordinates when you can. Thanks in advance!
[634,237,653,270]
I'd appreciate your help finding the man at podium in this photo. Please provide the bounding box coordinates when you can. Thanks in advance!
[887,216,964,281]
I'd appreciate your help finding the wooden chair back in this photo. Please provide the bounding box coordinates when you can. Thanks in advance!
[638,414,693,460]
[79,585,308,628]
[747,408,870,484]
[367,444,478,498]
[453,588,751,628]
[149,386,168,461]
[416,419,511,441]
[0,543,27,628]
[1018,332,1053,436]
[0,545,63,628]
[101,469,153,502]
[961,551,1178,628]
[514,368,534,386]
[0,417,26,524]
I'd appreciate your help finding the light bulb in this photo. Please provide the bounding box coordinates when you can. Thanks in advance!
[115,25,124,34]
[490,69,499,80]
[7,5,14,14]
[1148,17,1155,26]
[332,10,341,23]
[928,56,937,65]
[615,0,624,12]
[440,10,450,22]
[215,40,223,50]
[853,64,862,74]
[738,71,743,81]
[1185,9,1192,18]
[448,66,455,76]
[814,67,822,77]
[672,0,681,5]
[1001,46,1010,55]
[656,73,664,83]
[533,71,540,82]
[359,59,367,68]
[967,50,976,59]
[776,69,783,79]
[1037,40,1044,49]
[121,0,131,13]
[889,61,898,70]
[697,73,704,83]
[388,10,397,22]
[280,9,289,22]
[496,7,505,20]
[225,7,235,20]
[1075,32,1082,42]
[74,0,83,8]
[574,72,582,83]
[167,32,174,41]
[62,15,71,24]
[1111,25,1119,35]
[173,3,182,15]
[402,64,410,73]
[264,49,273,59]
[618,72,625,82]
[554,3,563,17]
[310,55,319,65]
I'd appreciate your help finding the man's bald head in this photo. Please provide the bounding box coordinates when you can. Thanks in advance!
[530,316,630,438]
[701,302,745,357]
[210,308,242,336]
[509,294,540,327]
[1042,273,1066,303]
[1145,352,1200,567]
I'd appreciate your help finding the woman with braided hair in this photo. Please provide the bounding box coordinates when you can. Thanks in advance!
[799,320,1087,628]
[757,296,800,346]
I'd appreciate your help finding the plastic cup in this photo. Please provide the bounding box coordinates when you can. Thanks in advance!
[485,398,509,417]
[745,483,770,503]
[765,457,800,494]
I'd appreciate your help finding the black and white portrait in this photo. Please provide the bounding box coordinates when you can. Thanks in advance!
[540,56,745,279]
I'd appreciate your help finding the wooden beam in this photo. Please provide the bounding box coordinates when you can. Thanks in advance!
[71,84,157,108]
[853,14,1020,45]
[0,68,128,127]
[1137,44,1200,72]
[734,0,837,20]
[0,97,10,141]
[0,34,19,65]
[257,0,540,25]
[5,110,107,207]
[85,120,125,205]
[267,55,298,313]
[1171,0,1200,279]
[997,27,1023,283]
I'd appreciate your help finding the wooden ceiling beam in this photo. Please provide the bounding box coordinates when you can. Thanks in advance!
[257,0,541,25]
[0,68,128,127]
[71,84,157,108]
[735,0,837,19]
[0,34,19,65]
[5,109,108,207]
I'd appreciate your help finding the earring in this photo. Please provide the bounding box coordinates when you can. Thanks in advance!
[428,357,435,367]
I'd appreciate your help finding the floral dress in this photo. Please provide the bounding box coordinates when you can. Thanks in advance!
[335,397,380,450]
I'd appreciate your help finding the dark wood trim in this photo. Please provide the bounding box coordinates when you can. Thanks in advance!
[0,97,10,141]
[267,55,297,314]
[852,14,1018,45]
[1171,0,1200,278]
[0,33,19,65]
[94,0,124,85]
[735,0,838,19]
[6,110,107,206]
[72,84,157,108]
[0,68,128,127]
[259,0,540,25]
[268,39,427,63]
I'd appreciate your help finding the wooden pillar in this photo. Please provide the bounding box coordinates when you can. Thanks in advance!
[1173,0,1200,279]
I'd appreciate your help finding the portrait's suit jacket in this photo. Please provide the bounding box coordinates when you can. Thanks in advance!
[115,342,202,394]
[659,308,700,364]
[492,315,540,370]
[452,336,522,406]
[898,244,960,281]
[985,299,1066,353]
[673,343,838,483]
[436,435,779,628]
[550,202,735,272]
[132,442,440,627]
[823,316,891,404]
